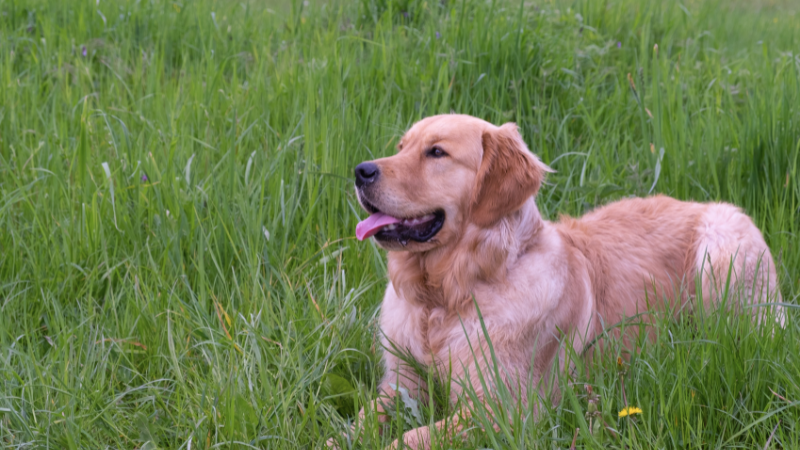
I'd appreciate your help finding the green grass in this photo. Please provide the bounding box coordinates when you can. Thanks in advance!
[1,0,799,448]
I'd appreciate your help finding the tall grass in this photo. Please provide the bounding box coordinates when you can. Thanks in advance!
[0,0,798,448]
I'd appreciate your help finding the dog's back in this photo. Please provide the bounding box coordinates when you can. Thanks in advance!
[557,195,783,337]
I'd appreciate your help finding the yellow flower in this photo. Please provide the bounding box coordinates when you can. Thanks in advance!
[618,406,643,418]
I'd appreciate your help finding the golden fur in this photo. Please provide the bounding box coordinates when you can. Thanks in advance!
[346,114,783,449]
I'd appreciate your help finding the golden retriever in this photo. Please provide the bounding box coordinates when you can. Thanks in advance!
[347,114,783,449]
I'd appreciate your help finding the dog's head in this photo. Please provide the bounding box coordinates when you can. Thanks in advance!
[355,114,551,252]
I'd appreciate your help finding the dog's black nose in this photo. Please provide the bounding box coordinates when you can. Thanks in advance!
[355,162,380,188]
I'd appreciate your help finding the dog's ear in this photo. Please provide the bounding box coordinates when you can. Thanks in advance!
[470,123,552,228]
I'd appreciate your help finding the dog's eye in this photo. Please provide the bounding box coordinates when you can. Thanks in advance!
[427,146,447,158]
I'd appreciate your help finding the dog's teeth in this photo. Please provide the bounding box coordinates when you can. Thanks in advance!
[400,240,408,247]
[385,224,396,231]
[399,215,435,227]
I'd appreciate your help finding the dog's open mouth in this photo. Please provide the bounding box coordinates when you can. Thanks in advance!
[356,207,445,244]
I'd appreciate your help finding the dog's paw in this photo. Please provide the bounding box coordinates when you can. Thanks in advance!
[327,428,356,450]
[327,423,361,449]
[326,436,343,449]
[327,430,356,450]
[384,426,431,450]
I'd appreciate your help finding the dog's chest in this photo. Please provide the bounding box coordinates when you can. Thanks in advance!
[381,284,484,369]
[381,300,452,367]
[420,306,449,358]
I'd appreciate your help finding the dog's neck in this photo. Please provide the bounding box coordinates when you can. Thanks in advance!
[387,197,544,311]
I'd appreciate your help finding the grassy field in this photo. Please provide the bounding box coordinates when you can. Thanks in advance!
[1,0,799,448]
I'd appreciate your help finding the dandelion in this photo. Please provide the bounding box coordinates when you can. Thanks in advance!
[618,406,642,418]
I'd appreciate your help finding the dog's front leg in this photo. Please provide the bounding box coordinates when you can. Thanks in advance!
[326,392,395,449]
[326,390,397,449]
[372,360,429,424]
[386,412,469,450]
[327,363,427,448]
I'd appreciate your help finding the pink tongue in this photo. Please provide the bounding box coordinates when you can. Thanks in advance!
[356,213,401,241]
